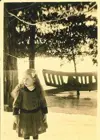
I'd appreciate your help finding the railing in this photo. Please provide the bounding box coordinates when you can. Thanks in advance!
[42,69,97,98]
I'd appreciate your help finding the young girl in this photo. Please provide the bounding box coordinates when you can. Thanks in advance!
[11,69,48,140]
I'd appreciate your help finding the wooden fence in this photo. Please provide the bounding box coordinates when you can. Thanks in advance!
[4,70,18,110]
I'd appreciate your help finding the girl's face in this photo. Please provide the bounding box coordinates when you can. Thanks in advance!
[23,74,35,87]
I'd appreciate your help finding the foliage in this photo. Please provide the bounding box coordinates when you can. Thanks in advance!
[5,2,97,65]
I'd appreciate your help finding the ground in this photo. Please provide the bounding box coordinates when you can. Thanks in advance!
[1,90,97,140]
[46,90,97,116]
[2,111,96,140]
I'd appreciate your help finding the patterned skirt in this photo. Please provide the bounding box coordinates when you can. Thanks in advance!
[13,110,48,138]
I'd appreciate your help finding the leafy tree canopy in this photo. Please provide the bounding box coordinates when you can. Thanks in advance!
[5,2,97,65]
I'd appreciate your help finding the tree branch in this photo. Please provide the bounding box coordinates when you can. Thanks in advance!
[7,3,97,26]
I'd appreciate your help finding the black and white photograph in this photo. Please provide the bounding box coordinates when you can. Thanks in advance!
[2,1,98,140]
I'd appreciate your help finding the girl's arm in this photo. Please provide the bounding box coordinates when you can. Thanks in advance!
[11,82,24,99]
[13,89,22,115]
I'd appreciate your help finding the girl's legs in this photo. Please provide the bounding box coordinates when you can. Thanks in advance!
[24,136,30,140]
[24,135,38,140]
[33,135,38,139]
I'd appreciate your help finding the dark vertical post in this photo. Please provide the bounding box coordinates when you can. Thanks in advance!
[29,26,36,69]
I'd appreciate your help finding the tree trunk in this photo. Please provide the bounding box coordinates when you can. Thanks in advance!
[72,47,77,73]
[29,26,36,69]
[73,57,77,73]
[71,47,80,99]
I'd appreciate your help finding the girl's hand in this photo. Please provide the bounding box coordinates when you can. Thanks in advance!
[43,114,47,123]
[13,115,19,124]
